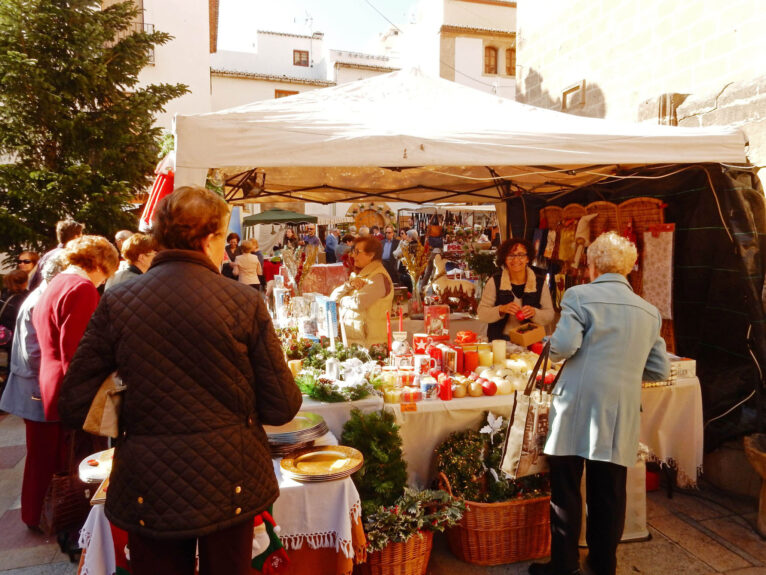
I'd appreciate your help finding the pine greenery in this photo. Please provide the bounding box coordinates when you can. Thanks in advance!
[340,409,408,516]
[0,0,189,255]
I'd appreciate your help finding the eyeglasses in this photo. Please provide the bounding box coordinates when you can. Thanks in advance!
[352,249,367,256]
[17,259,33,264]
[506,253,528,259]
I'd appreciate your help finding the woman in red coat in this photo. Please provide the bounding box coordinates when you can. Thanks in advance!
[28,236,119,530]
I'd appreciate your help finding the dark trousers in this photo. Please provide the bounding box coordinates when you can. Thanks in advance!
[21,420,67,527]
[128,518,255,575]
[548,455,627,575]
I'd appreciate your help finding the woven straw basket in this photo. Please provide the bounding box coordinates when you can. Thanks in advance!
[356,530,433,575]
[439,473,551,566]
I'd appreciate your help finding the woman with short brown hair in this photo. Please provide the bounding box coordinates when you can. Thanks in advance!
[59,186,301,575]
[331,236,393,347]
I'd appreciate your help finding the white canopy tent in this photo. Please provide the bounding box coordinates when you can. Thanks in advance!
[173,67,747,210]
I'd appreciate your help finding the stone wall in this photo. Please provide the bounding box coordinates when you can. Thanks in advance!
[516,1,766,123]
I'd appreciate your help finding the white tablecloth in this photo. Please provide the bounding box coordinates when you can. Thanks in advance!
[640,377,703,487]
[402,315,487,340]
[301,396,384,440]
[78,432,364,573]
[385,395,517,488]
[273,435,362,558]
[383,376,704,489]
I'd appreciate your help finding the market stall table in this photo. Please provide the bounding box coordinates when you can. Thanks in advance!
[77,433,366,575]
[301,396,384,439]
[384,376,704,489]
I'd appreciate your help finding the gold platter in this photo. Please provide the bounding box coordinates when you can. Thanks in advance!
[264,412,328,444]
[280,445,363,482]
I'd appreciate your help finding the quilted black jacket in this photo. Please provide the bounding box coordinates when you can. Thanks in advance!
[59,250,302,539]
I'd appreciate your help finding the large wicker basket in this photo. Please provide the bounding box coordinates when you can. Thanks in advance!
[439,473,550,566]
[356,530,433,575]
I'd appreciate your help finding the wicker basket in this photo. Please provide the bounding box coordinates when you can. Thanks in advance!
[356,530,433,575]
[439,473,550,566]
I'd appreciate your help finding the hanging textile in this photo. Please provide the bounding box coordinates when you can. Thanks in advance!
[641,224,675,319]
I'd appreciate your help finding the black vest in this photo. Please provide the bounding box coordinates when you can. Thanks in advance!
[486,269,545,341]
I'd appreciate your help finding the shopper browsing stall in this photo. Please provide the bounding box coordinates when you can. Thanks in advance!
[59,187,302,575]
[529,231,670,575]
[477,239,554,340]
[331,236,393,347]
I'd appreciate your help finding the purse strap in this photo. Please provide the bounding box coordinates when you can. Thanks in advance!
[523,341,550,396]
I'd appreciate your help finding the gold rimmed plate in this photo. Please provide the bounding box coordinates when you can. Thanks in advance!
[264,412,327,440]
[280,445,363,482]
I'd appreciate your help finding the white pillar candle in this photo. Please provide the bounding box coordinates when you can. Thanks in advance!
[492,339,506,365]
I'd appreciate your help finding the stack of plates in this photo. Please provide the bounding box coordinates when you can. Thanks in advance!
[280,445,364,482]
[264,412,329,458]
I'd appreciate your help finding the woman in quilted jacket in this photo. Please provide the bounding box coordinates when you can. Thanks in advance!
[59,186,302,575]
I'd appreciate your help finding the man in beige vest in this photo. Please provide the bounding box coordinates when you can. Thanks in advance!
[331,237,393,347]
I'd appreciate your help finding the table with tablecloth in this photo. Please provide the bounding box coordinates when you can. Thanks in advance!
[77,433,366,575]
[383,377,704,489]
[402,314,487,340]
[301,396,384,439]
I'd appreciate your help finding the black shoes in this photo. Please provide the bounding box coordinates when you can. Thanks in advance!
[528,562,583,575]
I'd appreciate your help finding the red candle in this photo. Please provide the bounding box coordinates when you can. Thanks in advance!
[398,307,404,331]
[386,311,392,351]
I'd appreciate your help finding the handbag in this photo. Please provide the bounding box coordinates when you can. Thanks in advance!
[39,432,94,536]
[83,372,126,438]
[500,341,565,479]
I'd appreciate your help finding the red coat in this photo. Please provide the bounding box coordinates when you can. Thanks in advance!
[32,272,99,421]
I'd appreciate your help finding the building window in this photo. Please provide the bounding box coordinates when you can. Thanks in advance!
[293,50,309,67]
[506,47,516,76]
[484,46,497,75]
[275,90,299,99]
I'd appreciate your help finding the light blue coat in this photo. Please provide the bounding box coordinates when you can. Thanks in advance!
[546,273,670,468]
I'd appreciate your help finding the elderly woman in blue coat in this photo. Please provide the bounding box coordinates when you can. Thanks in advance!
[529,232,670,575]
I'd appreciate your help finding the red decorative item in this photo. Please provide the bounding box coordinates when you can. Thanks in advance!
[515,310,526,322]
[529,342,544,355]
[481,380,497,396]
[439,377,453,400]
[139,153,175,232]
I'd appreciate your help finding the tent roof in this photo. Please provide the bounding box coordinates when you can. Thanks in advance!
[173,68,748,204]
[242,208,317,225]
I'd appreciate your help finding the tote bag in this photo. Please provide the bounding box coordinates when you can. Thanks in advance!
[500,342,565,479]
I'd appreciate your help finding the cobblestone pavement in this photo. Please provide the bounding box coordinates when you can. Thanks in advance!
[0,412,762,574]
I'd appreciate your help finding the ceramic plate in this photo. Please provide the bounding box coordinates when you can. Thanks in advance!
[280,445,363,481]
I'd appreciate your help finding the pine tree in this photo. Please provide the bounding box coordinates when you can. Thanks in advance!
[0,0,189,255]
[341,409,409,516]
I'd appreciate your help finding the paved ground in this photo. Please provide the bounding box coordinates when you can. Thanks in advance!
[0,412,762,574]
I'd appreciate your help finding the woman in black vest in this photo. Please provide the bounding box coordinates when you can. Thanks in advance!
[477,238,554,341]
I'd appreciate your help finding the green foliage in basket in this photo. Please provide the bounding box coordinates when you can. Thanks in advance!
[435,412,550,503]
[301,341,370,370]
[341,409,408,516]
[367,343,389,363]
[294,370,375,403]
[363,488,465,552]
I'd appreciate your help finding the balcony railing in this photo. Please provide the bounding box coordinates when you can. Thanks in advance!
[112,21,156,65]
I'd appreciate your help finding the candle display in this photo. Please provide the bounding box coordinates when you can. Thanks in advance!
[387,311,392,351]
[492,340,506,365]
[477,346,493,367]
[398,307,404,331]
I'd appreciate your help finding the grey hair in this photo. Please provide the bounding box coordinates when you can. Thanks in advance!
[41,252,69,282]
[406,229,419,241]
[587,231,637,276]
